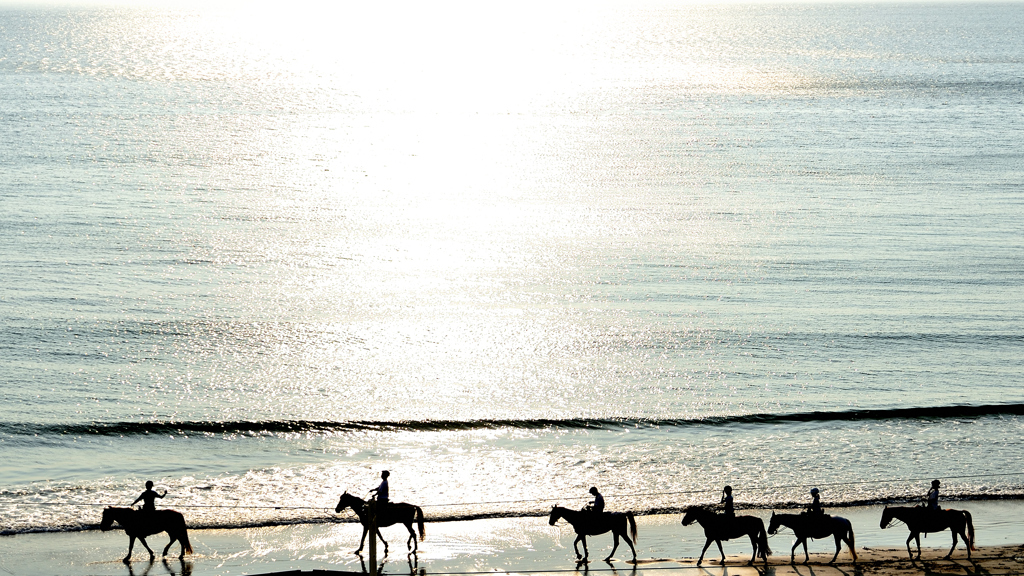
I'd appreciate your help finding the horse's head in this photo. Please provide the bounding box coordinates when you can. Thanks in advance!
[548,505,562,526]
[335,491,355,514]
[681,506,703,526]
[100,507,115,531]
[767,511,781,535]
[880,506,893,529]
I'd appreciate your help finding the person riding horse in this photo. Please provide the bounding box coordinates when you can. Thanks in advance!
[584,487,605,516]
[807,488,823,515]
[801,487,830,531]
[370,470,390,510]
[721,486,734,517]
[926,479,940,511]
[132,481,167,515]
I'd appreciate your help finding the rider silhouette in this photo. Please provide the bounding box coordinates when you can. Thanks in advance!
[721,486,734,517]
[132,480,166,513]
[926,479,940,511]
[370,470,390,509]
[584,486,604,515]
[807,488,823,515]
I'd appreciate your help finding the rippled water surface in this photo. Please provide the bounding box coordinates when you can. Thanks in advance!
[1,2,1023,534]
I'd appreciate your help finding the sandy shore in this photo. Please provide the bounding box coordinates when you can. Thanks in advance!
[0,502,1021,576]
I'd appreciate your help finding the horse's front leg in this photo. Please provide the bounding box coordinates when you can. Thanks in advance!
[906,532,921,560]
[578,535,589,561]
[138,536,155,560]
[789,539,799,563]
[697,538,713,565]
[124,535,136,563]
[376,528,389,556]
[716,539,726,565]
[802,538,810,564]
[356,527,368,554]
[831,534,842,563]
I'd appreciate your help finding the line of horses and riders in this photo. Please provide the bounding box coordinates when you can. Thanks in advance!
[100,474,976,567]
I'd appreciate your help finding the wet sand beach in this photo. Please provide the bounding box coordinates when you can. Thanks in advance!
[1,502,1020,576]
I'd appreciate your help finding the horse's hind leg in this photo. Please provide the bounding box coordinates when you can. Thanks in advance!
[405,522,417,552]
[163,536,175,557]
[606,533,619,562]
[830,534,841,563]
[622,532,637,563]
[946,531,959,559]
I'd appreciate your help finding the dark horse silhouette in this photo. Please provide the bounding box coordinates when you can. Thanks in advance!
[681,506,771,566]
[768,512,857,564]
[880,505,976,560]
[100,507,193,563]
[335,492,425,555]
[547,506,638,563]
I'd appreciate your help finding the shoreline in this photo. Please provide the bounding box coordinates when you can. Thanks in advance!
[1,502,1021,576]
[7,494,1024,537]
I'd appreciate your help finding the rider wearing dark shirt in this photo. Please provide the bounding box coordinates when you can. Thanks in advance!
[926,479,940,511]
[370,471,390,508]
[587,487,605,514]
[721,486,734,517]
[808,488,823,515]
[132,481,166,513]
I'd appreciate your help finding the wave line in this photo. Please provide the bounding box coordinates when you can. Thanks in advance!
[2,403,1022,437]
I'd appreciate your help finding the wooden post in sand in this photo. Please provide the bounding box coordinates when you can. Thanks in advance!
[368,499,377,576]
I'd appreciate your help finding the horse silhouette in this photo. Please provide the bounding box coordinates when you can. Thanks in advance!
[100,507,192,563]
[681,506,771,566]
[880,505,976,560]
[548,506,638,563]
[335,492,425,555]
[768,511,857,564]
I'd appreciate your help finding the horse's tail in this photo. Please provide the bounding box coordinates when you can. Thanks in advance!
[626,511,638,543]
[757,524,772,558]
[415,506,426,541]
[964,510,976,551]
[845,518,857,562]
[176,513,193,555]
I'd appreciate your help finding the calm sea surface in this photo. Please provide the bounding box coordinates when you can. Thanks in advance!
[1,1,1023,535]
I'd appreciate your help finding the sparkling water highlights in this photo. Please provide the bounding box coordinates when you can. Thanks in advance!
[1,1,1023,535]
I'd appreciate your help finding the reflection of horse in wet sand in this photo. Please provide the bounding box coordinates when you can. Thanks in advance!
[681,506,771,566]
[100,507,193,563]
[335,492,425,555]
[880,506,975,560]
[548,506,638,563]
[768,512,857,564]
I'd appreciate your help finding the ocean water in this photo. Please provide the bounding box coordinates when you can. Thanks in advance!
[1,1,1023,536]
